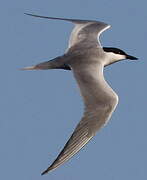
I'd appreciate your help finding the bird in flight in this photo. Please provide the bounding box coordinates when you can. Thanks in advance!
[23,13,138,175]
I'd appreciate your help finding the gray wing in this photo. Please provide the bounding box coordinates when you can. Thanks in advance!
[24,13,110,48]
[41,114,93,175]
[41,64,118,175]
[41,110,107,175]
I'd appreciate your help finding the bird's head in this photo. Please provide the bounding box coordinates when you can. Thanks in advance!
[103,47,138,65]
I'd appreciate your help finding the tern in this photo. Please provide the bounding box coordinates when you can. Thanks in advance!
[23,13,138,175]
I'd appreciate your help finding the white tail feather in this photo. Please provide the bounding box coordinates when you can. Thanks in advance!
[20,65,39,70]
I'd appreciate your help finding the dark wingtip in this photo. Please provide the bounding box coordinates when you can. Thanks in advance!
[24,13,38,17]
[41,170,48,176]
[41,168,51,175]
[41,166,54,175]
[24,12,31,16]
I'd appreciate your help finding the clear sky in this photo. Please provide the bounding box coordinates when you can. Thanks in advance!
[1,0,147,179]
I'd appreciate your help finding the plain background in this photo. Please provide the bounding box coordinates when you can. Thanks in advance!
[1,0,146,179]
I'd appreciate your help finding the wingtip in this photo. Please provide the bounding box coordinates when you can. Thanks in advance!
[41,167,52,175]
[24,12,33,16]
[41,170,48,176]
[24,12,31,16]
[24,13,39,18]
[41,164,57,175]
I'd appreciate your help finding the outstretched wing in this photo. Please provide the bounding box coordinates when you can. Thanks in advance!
[41,113,93,175]
[24,13,110,48]
[68,20,110,48]
[41,64,118,175]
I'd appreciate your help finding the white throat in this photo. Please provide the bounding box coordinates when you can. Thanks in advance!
[104,52,126,66]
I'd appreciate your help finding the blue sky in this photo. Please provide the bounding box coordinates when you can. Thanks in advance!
[1,0,147,179]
